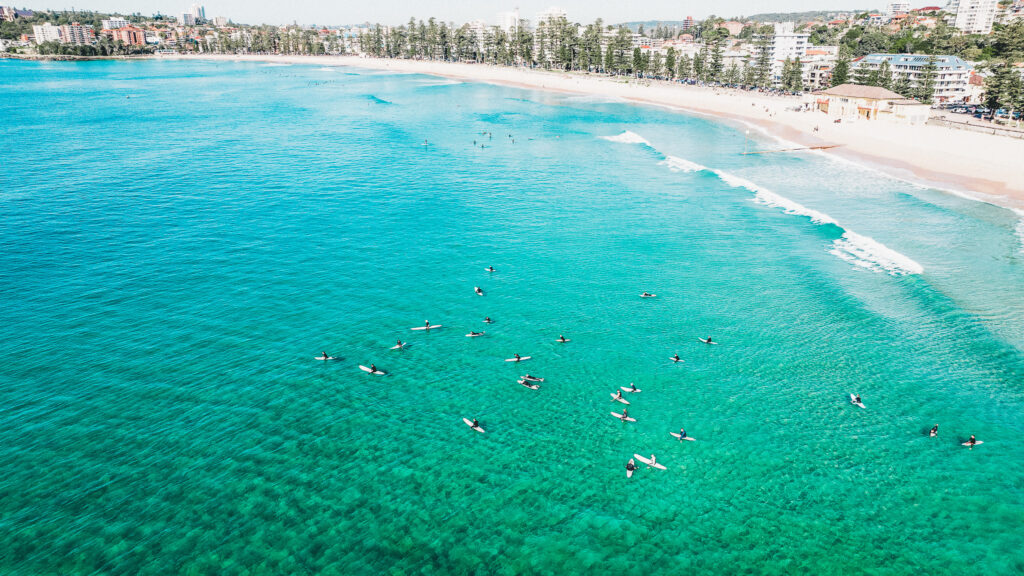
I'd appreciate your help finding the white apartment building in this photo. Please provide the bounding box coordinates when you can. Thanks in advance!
[32,22,61,43]
[101,17,130,29]
[497,10,520,34]
[189,4,205,21]
[535,6,567,28]
[61,23,94,44]
[854,54,974,102]
[762,22,810,84]
[950,0,998,34]
[886,2,911,15]
[213,16,228,27]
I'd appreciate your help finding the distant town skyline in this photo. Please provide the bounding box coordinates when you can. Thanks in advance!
[30,0,882,26]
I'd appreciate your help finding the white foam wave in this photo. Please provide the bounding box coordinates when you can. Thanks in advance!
[317,66,336,71]
[829,231,924,275]
[660,155,706,173]
[260,63,291,67]
[602,131,651,146]
[1015,215,1024,255]
[565,94,629,104]
[752,189,838,226]
[711,168,922,275]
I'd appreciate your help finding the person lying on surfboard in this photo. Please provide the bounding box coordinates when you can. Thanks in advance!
[626,459,636,473]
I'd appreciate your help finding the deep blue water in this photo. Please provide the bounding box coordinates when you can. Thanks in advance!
[1,58,1023,575]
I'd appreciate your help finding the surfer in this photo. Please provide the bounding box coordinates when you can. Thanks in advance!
[629,383,637,392]
[472,418,480,428]
[649,454,657,467]
[486,266,495,272]
[968,434,977,446]
[855,394,862,404]
[672,354,681,362]
[704,336,713,344]
[678,428,687,440]
[626,459,637,474]
[424,320,431,329]
[930,424,938,437]
[620,408,629,421]
[396,340,404,348]
[558,335,567,342]
[321,351,329,360]
[469,331,483,336]
[614,390,623,401]
[370,363,379,373]
[513,353,521,361]
[641,291,652,297]
[484,317,493,324]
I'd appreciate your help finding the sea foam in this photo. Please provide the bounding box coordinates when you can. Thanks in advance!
[602,131,651,146]
[660,155,707,173]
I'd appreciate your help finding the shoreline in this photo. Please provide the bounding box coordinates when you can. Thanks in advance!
[12,51,1023,212]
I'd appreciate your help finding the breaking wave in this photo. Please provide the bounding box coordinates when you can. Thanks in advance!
[602,131,922,276]
[601,131,651,146]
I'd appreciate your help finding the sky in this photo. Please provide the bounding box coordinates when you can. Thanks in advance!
[36,0,876,26]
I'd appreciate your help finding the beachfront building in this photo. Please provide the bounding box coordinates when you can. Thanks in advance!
[813,84,931,124]
[949,0,999,34]
[497,9,520,34]
[32,22,61,44]
[853,54,973,102]
[759,22,810,85]
[802,48,838,90]
[101,17,130,29]
[61,23,96,45]
[109,26,147,45]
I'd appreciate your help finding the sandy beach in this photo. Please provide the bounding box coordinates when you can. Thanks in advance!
[166,53,1024,211]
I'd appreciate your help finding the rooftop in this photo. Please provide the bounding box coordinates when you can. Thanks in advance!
[816,83,921,103]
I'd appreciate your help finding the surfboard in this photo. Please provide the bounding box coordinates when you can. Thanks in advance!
[474,287,484,295]
[621,386,641,393]
[962,440,983,447]
[485,268,496,272]
[359,365,386,375]
[314,356,339,361]
[463,418,485,433]
[390,343,410,350]
[670,357,684,362]
[483,319,494,324]
[633,454,667,469]
[610,393,630,405]
[466,332,485,337]
[610,412,636,422]
[697,338,718,344]
[518,380,540,389]
[929,430,937,437]
[627,467,634,478]
[670,432,697,441]
[411,325,442,331]
[640,294,657,298]
[521,375,544,382]
[850,394,865,409]
[505,356,531,362]
[556,339,571,343]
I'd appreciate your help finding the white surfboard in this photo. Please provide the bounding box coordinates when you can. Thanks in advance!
[611,412,636,422]
[474,287,484,295]
[850,394,865,409]
[463,418,485,433]
[359,365,386,375]
[670,432,697,441]
[621,386,641,393]
[466,332,485,337]
[610,393,630,405]
[521,375,544,382]
[627,467,634,478]
[485,268,496,272]
[962,440,983,447]
[697,338,718,345]
[390,343,410,350]
[633,454,667,470]
[411,325,442,331]
[505,356,531,362]
[640,293,657,298]
[314,356,339,361]
[483,319,494,324]
[518,380,540,389]
[556,338,571,343]
[670,357,684,363]
[930,430,937,437]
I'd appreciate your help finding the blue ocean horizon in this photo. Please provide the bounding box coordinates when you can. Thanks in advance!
[1,58,1022,574]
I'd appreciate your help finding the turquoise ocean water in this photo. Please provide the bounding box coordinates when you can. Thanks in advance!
[1,59,1023,574]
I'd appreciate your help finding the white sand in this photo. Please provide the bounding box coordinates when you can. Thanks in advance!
[168,53,1024,210]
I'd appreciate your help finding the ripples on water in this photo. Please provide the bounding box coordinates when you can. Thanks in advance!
[0,59,1022,574]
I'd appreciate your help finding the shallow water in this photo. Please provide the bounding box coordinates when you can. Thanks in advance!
[1,59,1023,575]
